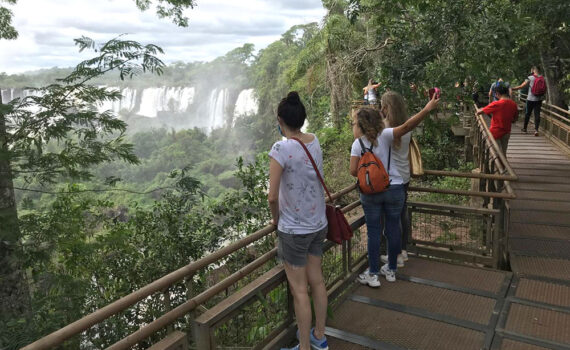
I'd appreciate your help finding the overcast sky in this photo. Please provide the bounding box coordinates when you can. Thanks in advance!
[0,0,326,74]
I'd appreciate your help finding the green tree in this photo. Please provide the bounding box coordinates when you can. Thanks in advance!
[0,36,165,348]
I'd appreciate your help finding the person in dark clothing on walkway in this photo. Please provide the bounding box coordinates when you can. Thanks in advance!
[476,83,518,155]
[512,66,546,136]
[489,78,512,102]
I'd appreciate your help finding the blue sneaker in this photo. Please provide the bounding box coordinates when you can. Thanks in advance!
[280,344,300,350]
[309,328,329,350]
[296,328,329,350]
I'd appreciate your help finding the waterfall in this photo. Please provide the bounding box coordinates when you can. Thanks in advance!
[1,88,42,102]
[207,88,228,131]
[2,86,257,132]
[234,89,258,118]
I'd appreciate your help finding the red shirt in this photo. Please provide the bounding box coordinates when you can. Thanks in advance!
[482,99,518,139]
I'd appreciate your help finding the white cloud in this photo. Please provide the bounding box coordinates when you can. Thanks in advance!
[0,0,325,74]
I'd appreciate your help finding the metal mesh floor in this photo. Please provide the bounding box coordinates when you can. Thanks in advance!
[509,223,570,240]
[499,338,551,350]
[510,255,570,282]
[400,257,507,294]
[509,237,570,259]
[354,282,495,325]
[515,278,570,307]
[329,300,485,350]
[326,337,371,350]
[505,303,570,344]
[510,211,570,226]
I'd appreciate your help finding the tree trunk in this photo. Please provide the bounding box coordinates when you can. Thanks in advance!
[0,94,31,327]
[326,54,342,129]
[540,51,568,109]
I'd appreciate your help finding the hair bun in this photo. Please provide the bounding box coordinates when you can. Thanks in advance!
[286,91,301,104]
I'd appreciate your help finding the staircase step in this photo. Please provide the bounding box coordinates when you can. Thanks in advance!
[509,237,570,259]
[509,223,570,240]
[510,200,570,212]
[514,277,570,308]
[353,282,495,325]
[510,210,570,227]
[510,255,570,282]
[498,338,551,350]
[328,300,485,350]
[398,257,508,295]
[504,303,570,345]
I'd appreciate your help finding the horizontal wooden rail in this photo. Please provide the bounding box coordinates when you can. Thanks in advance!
[21,184,358,350]
[109,208,367,350]
[409,186,516,199]
[407,200,500,215]
[422,169,517,181]
[107,248,279,350]
[21,225,276,350]
[473,104,518,179]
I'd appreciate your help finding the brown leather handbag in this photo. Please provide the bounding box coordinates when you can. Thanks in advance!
[292,138,353,244]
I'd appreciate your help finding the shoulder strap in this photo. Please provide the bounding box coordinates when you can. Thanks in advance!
[388,146,391,172]
[291,137,333,202]
[358,137,372,155]
[359,137,390,171]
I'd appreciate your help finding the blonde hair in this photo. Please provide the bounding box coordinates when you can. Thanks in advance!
[380,91,408,148]
[355,107,385,146]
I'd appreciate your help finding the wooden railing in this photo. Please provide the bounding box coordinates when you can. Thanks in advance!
[22,104,520,350]
[518,93,570,154]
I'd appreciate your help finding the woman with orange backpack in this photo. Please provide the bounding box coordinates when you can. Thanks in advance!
[350,93,439,286]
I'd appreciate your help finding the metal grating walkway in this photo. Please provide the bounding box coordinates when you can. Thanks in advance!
[310,125,570,350]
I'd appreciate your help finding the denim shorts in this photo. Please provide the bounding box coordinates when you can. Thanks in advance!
[277,226,327,267]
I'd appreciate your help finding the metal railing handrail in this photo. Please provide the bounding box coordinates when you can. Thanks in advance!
[21,183,357,350]
[20,225,276,350]
[473,103,518,181]
[518,93,570,154]
[23,104,523,349]
[519,92,570,122]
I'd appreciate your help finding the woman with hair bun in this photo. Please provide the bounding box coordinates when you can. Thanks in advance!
[268,92,329,350]
[351,93,439,286]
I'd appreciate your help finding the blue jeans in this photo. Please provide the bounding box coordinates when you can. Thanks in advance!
[401,183,410,251]
[360,184,405,272]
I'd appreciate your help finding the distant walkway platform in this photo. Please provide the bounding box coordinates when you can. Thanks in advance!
[320,124,570,350]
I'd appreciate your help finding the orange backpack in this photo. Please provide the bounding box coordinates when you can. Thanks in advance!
[357,138,390,194]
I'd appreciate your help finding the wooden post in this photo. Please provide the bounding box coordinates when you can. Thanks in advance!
[184,276,195,335]
[346,239,353,273]
[192,322,214,350]
[162,288,174,334]
[342,240,348,276]
[493,199,503,269]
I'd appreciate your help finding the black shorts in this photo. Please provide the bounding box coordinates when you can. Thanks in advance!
[277,226,327,267]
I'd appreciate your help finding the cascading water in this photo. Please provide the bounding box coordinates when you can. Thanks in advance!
[207,88,228,131]
[1,88,42,102]
[2,86,256,132]
[234,89,258,119]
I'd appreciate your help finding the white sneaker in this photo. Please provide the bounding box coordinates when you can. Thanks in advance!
[380,264,396,282]
[358,270,381,287]
[380,254,404,267]
[401,250,409,261]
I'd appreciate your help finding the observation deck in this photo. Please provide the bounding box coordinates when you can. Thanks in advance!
[21,99,570,350]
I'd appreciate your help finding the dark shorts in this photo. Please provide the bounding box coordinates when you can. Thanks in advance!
[277,226,327,267]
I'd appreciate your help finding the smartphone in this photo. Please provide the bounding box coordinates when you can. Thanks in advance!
[429,87,441,100]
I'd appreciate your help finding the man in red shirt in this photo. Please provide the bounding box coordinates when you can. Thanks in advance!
[476,84,518,155]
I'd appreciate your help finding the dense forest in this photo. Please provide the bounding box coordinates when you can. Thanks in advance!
[1,0,569,348]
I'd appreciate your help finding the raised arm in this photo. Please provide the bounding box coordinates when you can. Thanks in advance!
[511,80,529,91]
[393,94,440,139]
